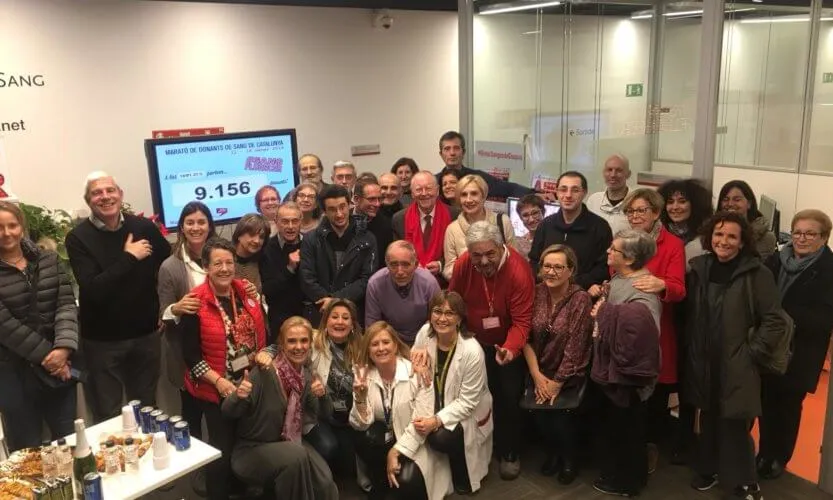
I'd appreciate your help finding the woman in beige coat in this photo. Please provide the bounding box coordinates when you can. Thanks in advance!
[442,174,515,280]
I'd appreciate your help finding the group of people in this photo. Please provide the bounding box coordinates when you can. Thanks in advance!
[0,130,831,500]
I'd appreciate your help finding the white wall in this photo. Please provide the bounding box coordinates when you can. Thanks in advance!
[0,0,458,216]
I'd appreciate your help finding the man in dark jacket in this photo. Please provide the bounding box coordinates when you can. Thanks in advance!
[299,184,376,326]
[436,131,534,200]
[529,171,613,289]
[66,172,170,421]
[260,202,305,342]
[352,177,392,269]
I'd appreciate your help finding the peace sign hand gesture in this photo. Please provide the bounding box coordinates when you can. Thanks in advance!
[353,364,369,401]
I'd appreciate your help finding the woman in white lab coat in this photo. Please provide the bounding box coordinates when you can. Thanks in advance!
[349,321,452,500]
[412,290,493,495]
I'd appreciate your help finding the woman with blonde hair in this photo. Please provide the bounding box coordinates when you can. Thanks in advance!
[350,321,452,499]
[442,174,515,280]
[305,298,364,476]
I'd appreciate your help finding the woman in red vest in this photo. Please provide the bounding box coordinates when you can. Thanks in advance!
[181,237,272,500]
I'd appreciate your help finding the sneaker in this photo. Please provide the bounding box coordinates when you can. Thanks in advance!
[726,484,763,500]
[592,478,637,497]
[647,443,659,474]
[691,473,718,491]
[499,453,521,480]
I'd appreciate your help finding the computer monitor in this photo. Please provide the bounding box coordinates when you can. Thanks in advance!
[507,197,560,238]
[759,195,778,233]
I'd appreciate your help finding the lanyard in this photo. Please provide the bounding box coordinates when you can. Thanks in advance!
[481,275,495,316]
[434,341,457,409]
[216,288,238,326]
[380,383,396,430]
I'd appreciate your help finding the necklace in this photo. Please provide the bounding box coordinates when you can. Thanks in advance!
[1,253,25,268]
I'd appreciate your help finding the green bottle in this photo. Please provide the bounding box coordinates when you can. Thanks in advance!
[72,419,97,499]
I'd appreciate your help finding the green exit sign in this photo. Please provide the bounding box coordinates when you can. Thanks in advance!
[823,73,833,84]
[626,83,644,97]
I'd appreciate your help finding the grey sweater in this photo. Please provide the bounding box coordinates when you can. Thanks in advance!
[607,270,662,332]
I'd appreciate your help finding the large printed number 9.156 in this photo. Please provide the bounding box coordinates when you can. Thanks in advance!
[194,181,251,201]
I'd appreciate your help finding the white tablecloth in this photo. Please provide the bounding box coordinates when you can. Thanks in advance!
[62,416,220,499]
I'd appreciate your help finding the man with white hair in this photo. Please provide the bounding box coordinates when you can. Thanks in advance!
[331,160,357,192]
[586,154,632,235]
[365,240,440,345]
[449,221,534,480]
[65,172,170,422]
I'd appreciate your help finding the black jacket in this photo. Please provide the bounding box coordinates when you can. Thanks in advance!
[435,165,532,200]
[260,236,304,339]
[0,240,78,367]
[298,217,377,310]
[356,211,392,269]
[682,254,788,419]
[764,247,833,394]
[528,204,613,289]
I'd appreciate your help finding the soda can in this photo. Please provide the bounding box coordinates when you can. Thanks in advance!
[128,400,142,425]
[149,410,163,433]
[156,414,171,442]
[139,406,154,434]
[173,421,191,451]
[83,472,104,500]
[169,415,182,426]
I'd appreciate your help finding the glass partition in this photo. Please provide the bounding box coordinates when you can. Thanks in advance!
[807,4,833,173]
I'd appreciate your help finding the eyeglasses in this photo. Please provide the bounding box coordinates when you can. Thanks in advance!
[624,207,653,218]
[431,308,458,318]
[792,231,820,241]
[296,193,316,200]
[541,263,568,274]
[412,186,434,196]
[608,245,625,255]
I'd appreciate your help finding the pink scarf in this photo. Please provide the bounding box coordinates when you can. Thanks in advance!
[274,353,304,442]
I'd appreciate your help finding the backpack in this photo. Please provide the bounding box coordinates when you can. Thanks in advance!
[745,272,795,375]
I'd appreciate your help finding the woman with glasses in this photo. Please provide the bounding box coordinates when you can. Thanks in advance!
[514,194,546,259]
[442,175,515,280]
[757,210,833,479]
[292,182,322,235]
[718,180,778,260]
[601,188,685,475]
[590,229,661,497]
[254,185,281,236]
[181,237,271,500]
[412,291,493,495]
[523,244,592,484]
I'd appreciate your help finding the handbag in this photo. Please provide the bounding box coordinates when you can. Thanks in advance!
[520,375,587,411]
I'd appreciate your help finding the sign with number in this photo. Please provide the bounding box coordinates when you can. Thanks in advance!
[626,83,644,97]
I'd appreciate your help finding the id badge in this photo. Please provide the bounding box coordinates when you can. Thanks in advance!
[482,316,501,329]
[230,354,251,373]
[332,400,348,412]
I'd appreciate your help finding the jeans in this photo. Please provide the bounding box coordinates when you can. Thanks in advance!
[0,361,76,451]
[82,334,161,422]
[305,420,357,477]
[482,344,525,458]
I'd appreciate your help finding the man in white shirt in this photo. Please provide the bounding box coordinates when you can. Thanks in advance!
[586,154,632,236]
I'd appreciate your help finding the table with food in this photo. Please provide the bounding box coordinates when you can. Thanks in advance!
[0,400,220,499]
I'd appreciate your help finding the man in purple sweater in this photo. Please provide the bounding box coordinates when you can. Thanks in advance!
[365,240,440,345]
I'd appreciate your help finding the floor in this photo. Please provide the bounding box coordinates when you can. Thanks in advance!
[146,447,833,500]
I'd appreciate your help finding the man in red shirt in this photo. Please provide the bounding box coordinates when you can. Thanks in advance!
[449,221,534,480]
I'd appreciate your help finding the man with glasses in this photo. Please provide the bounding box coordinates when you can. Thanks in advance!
[260,202,305,342]
[378,172,405,217]
[331,160,357,192]
[299,184,377,325]
[586,154,632,235]
[448,221,534,480]
[353,177,392,268]
[392,171,460,284]
[365,240,440,345]
[529,171,613,289]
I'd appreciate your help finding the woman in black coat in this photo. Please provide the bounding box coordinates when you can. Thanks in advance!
[0,201,78,451]
[758,209,833,479]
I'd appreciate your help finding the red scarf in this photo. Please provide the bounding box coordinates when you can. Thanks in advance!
[274,353,304,443]
[404,202,451,266]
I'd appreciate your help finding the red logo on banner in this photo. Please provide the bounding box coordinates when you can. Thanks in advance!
[152,127,224,139]
[216,207,228,216]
